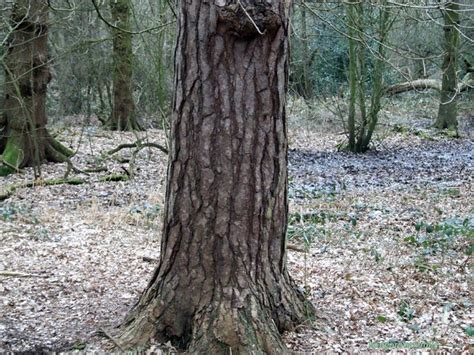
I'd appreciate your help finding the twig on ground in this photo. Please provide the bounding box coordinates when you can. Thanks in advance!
[0,271,49,278]
[287,244,306,253]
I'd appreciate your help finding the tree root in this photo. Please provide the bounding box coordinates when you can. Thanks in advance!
[0,177,85,201]
[117,286,309,353]
[0,271,49,278]
[0,134,24,176]
[99,174,129,182]
[106,140,168,156]
[116,263,315,353]
[97,328,126,352]
[0,132,74,176]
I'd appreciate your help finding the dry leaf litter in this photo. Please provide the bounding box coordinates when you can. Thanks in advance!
[0,115,472,353]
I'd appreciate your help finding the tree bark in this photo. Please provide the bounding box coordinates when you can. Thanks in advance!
[436,0,460,130]
[118,1,314,353]
[0,0,72,176]
[109,0,141,131]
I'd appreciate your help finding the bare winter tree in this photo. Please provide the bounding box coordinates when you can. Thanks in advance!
[0,0,72,176]
[118,0,314,353]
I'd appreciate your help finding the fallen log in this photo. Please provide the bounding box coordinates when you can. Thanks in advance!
[385,73,472,96]
[385,79,441,96]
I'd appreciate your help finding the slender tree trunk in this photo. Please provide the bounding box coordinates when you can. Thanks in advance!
[118,1,313,353]
[109,0,141,131]
[300,4,312,99]
[363,2,389,151]
[347,1,357,152]
[355,3,368,153]
[345,1,390,153]
[0,0,72,176]
[436,1,460,130]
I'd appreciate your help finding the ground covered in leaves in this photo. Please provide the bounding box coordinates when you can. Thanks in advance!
[0,113,473,353]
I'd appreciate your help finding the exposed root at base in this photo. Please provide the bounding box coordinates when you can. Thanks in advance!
[117,285,314,354]
[0,133,73,176]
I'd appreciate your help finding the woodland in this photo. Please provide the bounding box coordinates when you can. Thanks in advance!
[0,0,473,353]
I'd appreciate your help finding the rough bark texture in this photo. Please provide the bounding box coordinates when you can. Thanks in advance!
[0,0,72,176]
[118,1,314,353]
[109,0,141,131]
[436,1,460,130]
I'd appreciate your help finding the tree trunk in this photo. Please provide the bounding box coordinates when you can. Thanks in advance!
[344,1,390,153]
[0,0,72,176]
[109,0,141,131]
[118,1,313,353]
[347,0,357,152]
[436,1,460,130]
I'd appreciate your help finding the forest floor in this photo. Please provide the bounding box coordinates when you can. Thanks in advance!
[0,108,473,353]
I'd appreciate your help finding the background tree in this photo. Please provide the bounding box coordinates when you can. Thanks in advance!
[108,0,141,131]
[436,0,460,130]
[118,1,314,352]
[0,0,72,176]
[345,0,392,153]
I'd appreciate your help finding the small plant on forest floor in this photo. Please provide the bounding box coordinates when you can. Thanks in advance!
[464,326,474,337]
[0,203,36,223]
[289,210,337,225]
[370,247,383,263]
[0,203,19,221]
[287,210,326,294]
[129,202,161,228]
[404,217,473,273]
[404,217,473,255]
[32,228,61,242]
[398,299,415,322]
[440,187,462,198]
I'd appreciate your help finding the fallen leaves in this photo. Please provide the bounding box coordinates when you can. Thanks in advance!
[0,117,472,352]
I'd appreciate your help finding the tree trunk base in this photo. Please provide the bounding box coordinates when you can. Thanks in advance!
[0,129,73,176]
[117,273,314,353]
[107,117,143,132]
